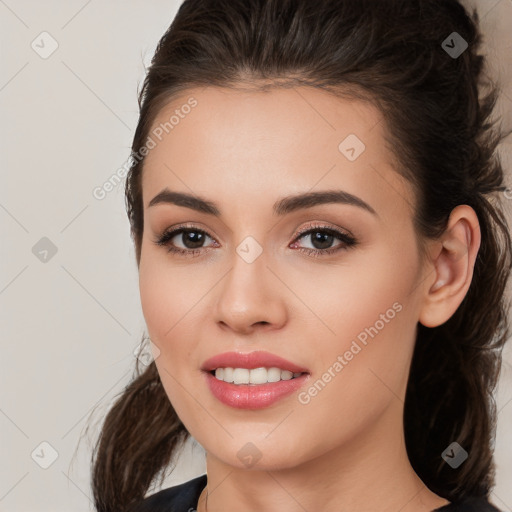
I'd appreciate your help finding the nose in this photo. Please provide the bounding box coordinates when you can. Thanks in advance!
[213,251,288,336]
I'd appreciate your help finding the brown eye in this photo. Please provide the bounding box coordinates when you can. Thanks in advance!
[154,225,216,257]
[290,225,357,257]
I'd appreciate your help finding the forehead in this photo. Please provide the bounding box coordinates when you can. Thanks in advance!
[141,86,413,219]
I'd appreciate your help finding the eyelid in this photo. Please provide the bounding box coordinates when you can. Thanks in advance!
[292,222,355,241]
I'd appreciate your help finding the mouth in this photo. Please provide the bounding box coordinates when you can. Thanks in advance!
[203,368,310,410]
[201,351,310,408]
[208,367,307,385]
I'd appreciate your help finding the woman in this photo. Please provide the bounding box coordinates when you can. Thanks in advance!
[90,0,512,511]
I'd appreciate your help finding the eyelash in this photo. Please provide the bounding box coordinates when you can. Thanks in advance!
[153,222,358,258]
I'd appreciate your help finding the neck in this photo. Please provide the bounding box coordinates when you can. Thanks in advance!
[196,400,449,512]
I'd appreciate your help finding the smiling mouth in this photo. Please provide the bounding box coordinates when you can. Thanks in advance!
[209,367,307,385]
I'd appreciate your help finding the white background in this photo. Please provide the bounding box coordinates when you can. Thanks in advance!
[1,0,511,510]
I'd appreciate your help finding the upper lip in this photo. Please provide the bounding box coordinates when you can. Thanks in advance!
[201,351,310,373]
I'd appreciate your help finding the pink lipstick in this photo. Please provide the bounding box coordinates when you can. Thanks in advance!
[201,351,310,409]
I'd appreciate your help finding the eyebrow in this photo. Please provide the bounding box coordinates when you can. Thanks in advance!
[148,188,378,217]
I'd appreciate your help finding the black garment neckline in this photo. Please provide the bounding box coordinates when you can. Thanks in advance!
[128,474,502,512]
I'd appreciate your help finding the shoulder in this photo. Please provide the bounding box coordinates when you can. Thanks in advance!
[126,474,207,512]
[435,495,502,512]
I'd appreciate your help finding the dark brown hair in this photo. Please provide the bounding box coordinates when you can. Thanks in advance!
[90,1,512,510]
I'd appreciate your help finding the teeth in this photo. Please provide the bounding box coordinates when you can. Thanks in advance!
[214,367,303,385]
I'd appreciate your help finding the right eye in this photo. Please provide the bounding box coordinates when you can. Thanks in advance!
[154,225,217,257]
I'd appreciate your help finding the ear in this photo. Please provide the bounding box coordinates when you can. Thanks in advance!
[418,205,481,328]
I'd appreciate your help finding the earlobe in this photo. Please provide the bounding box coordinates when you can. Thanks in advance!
[419,205,481,328]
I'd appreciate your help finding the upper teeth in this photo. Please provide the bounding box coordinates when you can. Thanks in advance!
[214,367,303,385]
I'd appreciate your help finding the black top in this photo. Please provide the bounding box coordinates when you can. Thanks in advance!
[128,474,502,512]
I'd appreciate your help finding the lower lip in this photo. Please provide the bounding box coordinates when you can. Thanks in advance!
[203,371,309,409]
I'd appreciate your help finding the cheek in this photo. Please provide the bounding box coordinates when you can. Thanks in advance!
[292,244,419,406]
[138,253,202,418]
[294,279,415,443]
[138,248,203,343]
[292,245,417,346]
[138,258,171,341]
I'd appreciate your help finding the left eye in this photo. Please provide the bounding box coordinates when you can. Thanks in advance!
[291,226,357,255]
[154,224,357,257]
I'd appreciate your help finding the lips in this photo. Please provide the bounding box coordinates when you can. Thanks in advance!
[200,350,310,374]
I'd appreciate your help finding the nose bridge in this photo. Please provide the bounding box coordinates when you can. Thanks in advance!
[222,238,269,305]
[214,236,286,331]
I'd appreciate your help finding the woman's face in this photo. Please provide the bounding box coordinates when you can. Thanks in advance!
[139,86,430,471]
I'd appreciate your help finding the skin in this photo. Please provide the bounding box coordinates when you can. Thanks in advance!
[138,86,480,512]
